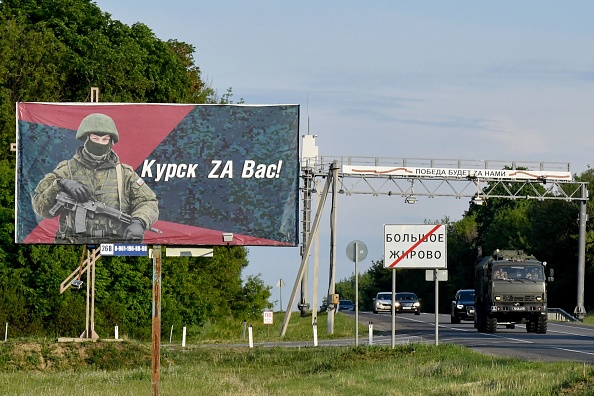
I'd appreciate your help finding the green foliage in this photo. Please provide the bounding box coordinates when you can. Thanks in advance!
[0,0,271,339]
[234,275,273,320]
[340,173,594,315]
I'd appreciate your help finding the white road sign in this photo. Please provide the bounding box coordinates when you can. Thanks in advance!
[343,165,572,181]
[384,224,447,269]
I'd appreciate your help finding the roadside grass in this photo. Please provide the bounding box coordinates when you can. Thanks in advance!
[582,314,594,326]
[1,343,593,395]
[0,312,593,395]
[179,311,363,344]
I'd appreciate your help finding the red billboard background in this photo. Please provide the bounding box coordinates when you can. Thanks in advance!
[16,103,300,246]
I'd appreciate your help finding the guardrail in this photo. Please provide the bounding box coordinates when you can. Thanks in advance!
[548,308,579,322]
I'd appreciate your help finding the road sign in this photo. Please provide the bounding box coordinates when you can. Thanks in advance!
[346,240,368,262]
[383,224,446,269]
[100,244,148,256]
[426,269,448,281]
[263,310,274,325]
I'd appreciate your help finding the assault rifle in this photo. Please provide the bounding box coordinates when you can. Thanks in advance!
[49,191,162,234]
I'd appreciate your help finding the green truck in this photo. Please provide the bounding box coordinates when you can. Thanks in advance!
[474,249,553,334]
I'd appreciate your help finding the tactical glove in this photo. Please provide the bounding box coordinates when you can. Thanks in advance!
[59,179,91,202]
[123,219,146,242]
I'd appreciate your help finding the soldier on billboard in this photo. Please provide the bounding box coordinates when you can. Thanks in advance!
[32,113,159,244]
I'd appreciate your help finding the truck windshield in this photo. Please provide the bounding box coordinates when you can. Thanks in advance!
[493,265,543,281]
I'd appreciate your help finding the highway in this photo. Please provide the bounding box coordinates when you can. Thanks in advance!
[345,311,594,364]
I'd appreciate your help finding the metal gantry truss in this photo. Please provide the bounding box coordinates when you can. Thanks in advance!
[283,155,588,336]
[314,155,585,202]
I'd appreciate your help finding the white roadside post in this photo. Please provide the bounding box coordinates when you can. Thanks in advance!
[368,322,373,346]
[248,325,254,349]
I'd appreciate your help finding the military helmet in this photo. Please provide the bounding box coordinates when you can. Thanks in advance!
[76,113,119,143]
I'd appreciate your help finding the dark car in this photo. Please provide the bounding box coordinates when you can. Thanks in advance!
[373,292,421,315]
[338,299,354,311]
[451,289,475,324]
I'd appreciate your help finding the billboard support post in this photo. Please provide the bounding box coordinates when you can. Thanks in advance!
[152,245,162,396]
[78,246,100,339]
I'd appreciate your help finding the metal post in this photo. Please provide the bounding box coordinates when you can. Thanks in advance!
[355,241,359,346]
[391,269,396,349]
[152,245,162,396]
[280,170,332,337]
[312,204,320,325]
[434,269,439,346]
[300,169,313,317]
[279,279,283,312]
[328,161,339,335]
[575,184,588,320]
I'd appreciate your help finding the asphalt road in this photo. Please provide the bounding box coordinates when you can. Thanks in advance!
[345,311,594,364]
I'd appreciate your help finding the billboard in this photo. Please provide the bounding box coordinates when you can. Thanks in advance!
[16,103,300,246]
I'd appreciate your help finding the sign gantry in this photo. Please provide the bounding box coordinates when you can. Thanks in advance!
[291,140,589,337]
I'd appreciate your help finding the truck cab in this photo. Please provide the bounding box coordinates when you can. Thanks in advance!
[474,249,552,334]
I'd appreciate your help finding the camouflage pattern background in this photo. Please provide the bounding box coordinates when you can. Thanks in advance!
[16,103,300,246]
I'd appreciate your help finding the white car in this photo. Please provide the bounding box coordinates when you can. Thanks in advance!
[373,292,421,315]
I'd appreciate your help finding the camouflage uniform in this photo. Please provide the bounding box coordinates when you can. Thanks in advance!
[32,114,159,244]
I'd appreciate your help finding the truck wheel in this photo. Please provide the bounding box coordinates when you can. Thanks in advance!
[476,311,487,332]
[536,315,547,334]
[486,316,497,333]
[526,321,536,333]
[451,314,460,324]
[506,323,515,329]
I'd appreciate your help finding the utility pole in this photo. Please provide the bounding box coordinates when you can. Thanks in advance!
[327,161,339,334]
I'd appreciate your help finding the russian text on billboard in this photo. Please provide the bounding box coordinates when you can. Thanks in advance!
[16,103,300,246]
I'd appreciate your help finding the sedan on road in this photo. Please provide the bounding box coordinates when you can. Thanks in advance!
[373,292,421,315]
[338,299,355,311]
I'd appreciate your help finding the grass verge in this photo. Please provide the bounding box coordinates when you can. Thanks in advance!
[0,312,593,395]
[0,343,593,395]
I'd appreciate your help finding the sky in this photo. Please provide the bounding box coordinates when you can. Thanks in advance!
[94,1,594,311]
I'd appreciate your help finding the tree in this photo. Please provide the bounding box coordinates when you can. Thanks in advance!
[0,0,271,338]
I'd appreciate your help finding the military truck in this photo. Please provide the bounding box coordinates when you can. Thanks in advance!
[474,249,553,334]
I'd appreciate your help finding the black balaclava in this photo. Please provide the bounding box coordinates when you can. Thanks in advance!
[84,134,113,156]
